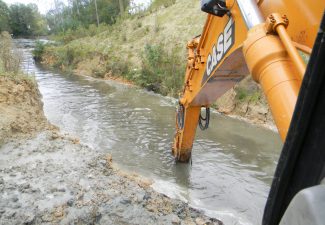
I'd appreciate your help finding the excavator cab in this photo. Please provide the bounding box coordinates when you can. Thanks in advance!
[173,0,325,224]
[200,0,229,17]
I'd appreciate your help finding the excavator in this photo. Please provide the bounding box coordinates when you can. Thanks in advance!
[171,0,325,224]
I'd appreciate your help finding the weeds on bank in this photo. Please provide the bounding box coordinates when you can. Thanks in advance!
[0,32,21,74]
[0,31,36,84]
[32,41,46,61]
[235,87,261,103]
[137,44,184,96]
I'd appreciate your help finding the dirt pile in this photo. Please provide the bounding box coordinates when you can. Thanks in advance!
[0,76,49,145]
[0,131,222,225]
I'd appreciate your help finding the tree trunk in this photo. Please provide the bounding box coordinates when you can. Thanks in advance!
[118,0,124,15]
[94,0,99,26]
[75,0,80,16]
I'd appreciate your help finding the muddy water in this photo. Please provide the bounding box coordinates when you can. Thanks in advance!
[17,39,282,225]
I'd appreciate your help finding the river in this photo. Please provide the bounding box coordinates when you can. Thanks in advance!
[17,39,282,225]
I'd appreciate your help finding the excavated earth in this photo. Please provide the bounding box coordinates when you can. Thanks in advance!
[0,76,222,224]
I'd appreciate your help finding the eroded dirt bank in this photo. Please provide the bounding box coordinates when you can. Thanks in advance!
[0,77,222,224]
[0,76,48,145]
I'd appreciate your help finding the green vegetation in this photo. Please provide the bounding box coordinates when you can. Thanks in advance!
[35,0,205,97]
[137,44,184,96]
[0,0,130,37]
[235,87,261,103]
[0,0,47,36]
[0,0,10,33]
[46,0,129,34]
[32,41,46,61]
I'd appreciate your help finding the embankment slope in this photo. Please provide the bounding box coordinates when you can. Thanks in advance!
[41,0,274,128]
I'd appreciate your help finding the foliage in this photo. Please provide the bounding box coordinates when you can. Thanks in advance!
[235,86,261,103]
[137,44,184,96]
[149,0,176,11]
[46,0,130,34]
[0,0,47,36]
[52,23,110,44]
[32,41,46,61]
[0,31,21,74]
[0,0,10,33]
[9,3,47,36]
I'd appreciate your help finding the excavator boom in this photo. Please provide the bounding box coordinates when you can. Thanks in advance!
[172,0,325,224]
[172,0,325,162]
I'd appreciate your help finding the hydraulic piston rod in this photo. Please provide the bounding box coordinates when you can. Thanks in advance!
[237,0,264,29]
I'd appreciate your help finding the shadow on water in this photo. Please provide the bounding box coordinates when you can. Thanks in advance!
[17,39,283,225]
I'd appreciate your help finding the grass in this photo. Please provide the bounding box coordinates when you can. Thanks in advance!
[38,0,205,97]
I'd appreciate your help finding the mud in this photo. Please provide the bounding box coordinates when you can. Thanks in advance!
[0,131,221,225]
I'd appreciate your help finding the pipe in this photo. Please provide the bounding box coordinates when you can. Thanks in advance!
[276,25,306,79]
[237,0,264,29]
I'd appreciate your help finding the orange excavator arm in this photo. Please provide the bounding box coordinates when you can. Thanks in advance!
[172,0,325,162]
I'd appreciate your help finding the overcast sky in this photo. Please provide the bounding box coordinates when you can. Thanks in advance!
[3,0,151,14]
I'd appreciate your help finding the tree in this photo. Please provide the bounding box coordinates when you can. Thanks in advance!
[0,0,10,33]
[118,0,124,15]
[46,0,130,33]
[94,0,99,26]
[9,3,47,36]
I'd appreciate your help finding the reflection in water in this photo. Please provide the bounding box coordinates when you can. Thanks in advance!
[17,39,282,225]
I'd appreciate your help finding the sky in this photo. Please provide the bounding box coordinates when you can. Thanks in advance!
[3,0,151,15]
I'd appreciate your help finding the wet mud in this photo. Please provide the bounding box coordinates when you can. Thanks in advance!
[0,131,221,225]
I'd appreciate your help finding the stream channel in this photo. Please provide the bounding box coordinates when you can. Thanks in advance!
[17,39,282,225]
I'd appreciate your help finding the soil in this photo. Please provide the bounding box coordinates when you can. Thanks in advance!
[215,77,275,130]
[0,76,49,145]
[0,76,222,224]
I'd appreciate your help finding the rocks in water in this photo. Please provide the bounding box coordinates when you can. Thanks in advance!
[20,212,35,225]
[171,214,181,224]
[41,213,53,222]
[119,197,131,205]
[58,187,66,192]
[67,199,74,207]
[54,206,64,218]
[18,183,30,192]
[11,195,19,202]
[143,192,151,201]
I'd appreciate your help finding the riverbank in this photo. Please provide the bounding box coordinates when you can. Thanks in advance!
[0,74,222,224]
[0,75,49,145]
[37,0,275,129]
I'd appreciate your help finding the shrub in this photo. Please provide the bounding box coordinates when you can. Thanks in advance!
[138,44,184,96]
[150,0,176,11]
[32,41,45,61]
[0,31,21,74]
[105,55,130,77]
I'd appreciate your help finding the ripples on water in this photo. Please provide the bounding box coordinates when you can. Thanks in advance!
[17,39,282,225]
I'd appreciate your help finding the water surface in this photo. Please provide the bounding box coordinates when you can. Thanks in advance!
[17,39,282,225]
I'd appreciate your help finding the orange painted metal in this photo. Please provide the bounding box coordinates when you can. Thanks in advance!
[243,24,301,140]
[265,13,306,79]
[258,0,324,50]
[172,106,201,162]
[172,0,325,162]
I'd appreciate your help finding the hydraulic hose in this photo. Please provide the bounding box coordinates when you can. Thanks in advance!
[176,104,185,129]
[199,107,210,130]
